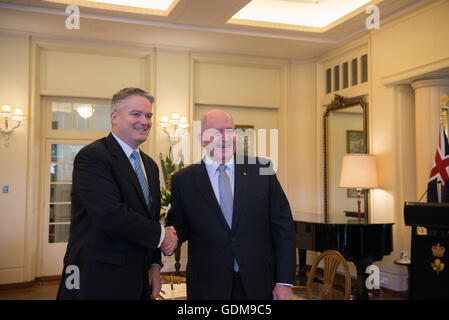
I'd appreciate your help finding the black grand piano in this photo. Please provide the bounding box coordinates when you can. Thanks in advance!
[293,213,394,300]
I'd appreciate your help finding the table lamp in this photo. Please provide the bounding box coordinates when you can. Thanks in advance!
[339,154,378,223]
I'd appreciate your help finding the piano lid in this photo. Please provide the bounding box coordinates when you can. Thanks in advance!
[292,212,394,225]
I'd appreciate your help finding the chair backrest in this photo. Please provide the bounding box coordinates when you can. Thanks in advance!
[306,250,352,300]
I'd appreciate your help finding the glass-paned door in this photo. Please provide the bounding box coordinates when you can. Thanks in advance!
[41,141,87,276]
[40,96,110,277]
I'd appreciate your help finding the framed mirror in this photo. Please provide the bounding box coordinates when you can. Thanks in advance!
[323,94,369,222]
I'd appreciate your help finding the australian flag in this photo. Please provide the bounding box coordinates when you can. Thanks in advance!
[427,124,449,202]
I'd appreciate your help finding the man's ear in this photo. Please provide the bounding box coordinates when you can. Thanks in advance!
[198,132,207,147]
[110,111,118,126]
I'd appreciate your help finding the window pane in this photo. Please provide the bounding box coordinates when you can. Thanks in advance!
[49,224,70,243]
[51,144,84,162]
[93,103,111,131]
[50,204,71,222]
[351,58,358,86]
[361,54,368,83]
[52,102,72,130]
[334,65,340,91]
[50,184,72,202]
[49,98,111,132]
[343,62,349,89]
[326,68,331,94]
[50,163,73,182]
[73,103,92,131]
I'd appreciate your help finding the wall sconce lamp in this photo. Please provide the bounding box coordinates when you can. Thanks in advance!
[339,154,378,223]
[160,113,189,145]
[0,105,26,147]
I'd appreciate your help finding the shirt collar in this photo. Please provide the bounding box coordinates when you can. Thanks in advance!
[204,154,234,175]
[112,132,140,159]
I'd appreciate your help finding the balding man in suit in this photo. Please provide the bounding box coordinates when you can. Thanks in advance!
[165,109,296,300]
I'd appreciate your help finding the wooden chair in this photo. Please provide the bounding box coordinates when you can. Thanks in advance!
[293,250,352,300]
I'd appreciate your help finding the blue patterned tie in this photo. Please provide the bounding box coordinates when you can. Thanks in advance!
[217,164,239,272]
[131,151,151,208]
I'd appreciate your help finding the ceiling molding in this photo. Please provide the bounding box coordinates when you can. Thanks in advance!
[0,1,337,43]
[382,57,449,86]
[0,0,432,60]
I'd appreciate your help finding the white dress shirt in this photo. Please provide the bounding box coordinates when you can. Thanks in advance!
[204,154,235,203]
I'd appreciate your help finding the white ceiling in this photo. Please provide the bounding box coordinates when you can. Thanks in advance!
[0,0,427,59]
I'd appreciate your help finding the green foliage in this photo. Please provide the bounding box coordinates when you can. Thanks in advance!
[159,146,184,188]
[158,146,185,223]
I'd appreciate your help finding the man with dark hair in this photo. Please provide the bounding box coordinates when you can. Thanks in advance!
[57,87,178,300]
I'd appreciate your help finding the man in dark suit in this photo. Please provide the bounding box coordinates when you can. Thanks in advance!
[57,87,178,300]
[165,109,296,300]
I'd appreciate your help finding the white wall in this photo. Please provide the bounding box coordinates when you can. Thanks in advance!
[0,32,30,284]
[288,61,317,214]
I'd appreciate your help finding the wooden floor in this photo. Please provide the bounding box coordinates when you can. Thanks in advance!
[0,279,405,300]
[0,280,61,300]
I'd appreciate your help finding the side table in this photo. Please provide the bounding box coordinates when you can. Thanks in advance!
[394,259,411,299]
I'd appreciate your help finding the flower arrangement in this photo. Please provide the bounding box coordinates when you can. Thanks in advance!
[159,146,184,223]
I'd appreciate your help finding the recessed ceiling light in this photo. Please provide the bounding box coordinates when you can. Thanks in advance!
[43,0,179,15]
[86,0,175,11]
[229,0,374,31]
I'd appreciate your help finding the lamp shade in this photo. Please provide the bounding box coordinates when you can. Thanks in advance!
[339,154,378,189]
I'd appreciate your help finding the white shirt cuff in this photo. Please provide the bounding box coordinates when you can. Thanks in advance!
[157,224,165,248]
[276,283,293,287]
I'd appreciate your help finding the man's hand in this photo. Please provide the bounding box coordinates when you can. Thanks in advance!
[148,265,162,300]
[272,285,293,300]
[161,226,178,256]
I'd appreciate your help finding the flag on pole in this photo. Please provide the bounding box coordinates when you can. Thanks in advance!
[427,123,449,202]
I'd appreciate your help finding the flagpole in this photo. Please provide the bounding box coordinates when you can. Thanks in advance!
[441,94,448,136]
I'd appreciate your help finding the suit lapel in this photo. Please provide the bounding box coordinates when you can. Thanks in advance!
[105,134,149,215]
[195,161,231,232]
[232,159,248,231]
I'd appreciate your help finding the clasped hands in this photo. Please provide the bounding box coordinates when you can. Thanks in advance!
[161,226,178,256]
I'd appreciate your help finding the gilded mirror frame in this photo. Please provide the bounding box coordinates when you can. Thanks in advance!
[323,94,369,222]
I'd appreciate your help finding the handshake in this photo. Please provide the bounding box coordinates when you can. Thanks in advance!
[161,226,178,256]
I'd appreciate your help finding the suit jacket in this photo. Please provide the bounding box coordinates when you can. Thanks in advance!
[56,133,161,300]
[166,156,296,300]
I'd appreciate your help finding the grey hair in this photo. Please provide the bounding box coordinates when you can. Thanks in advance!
[111,87,155,112]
